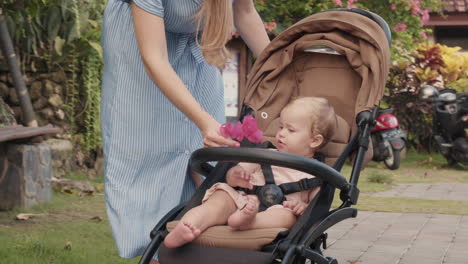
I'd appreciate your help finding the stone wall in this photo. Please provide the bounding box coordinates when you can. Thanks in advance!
[0,67,102,180]
[0,70,69,131]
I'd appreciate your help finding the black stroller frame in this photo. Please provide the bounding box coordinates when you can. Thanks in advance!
[138,109,377,264]
[138,8,391,264]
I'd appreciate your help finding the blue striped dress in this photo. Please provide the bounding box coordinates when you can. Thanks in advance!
[101,0,225,258]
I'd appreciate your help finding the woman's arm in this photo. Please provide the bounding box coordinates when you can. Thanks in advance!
[131,3,239,147]
[233,0,270,57]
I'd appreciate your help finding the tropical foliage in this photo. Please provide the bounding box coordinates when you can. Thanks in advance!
[254,0,443,60]
[1,0,105,155]
[2,0,463,156]
[386,42,468,150]
[1,0,103,65]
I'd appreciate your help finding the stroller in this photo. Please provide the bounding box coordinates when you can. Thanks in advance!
[139,8,391,264]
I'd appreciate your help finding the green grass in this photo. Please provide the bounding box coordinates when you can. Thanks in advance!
[1,149,466,263]
[356,196,468,215]
[0,218,137,264]
[339,149,468,194]
[367,170,394,184]
[0,180,137,264]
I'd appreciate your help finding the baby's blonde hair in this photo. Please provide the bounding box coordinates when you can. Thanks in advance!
[285,97,337,147]
[196,0,233,69]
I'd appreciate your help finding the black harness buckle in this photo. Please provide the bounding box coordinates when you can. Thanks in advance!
[257,184,285,209]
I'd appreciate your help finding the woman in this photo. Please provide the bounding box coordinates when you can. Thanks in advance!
[101,0,270,259]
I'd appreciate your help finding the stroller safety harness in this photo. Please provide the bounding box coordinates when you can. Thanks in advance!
[238,163,323,210]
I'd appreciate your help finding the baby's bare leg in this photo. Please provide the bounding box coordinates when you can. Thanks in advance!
[228,195,259,229]
[246,207,297,230]
[164,190,237,248]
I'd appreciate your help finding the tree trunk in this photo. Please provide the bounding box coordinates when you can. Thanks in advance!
[0,10,37,127]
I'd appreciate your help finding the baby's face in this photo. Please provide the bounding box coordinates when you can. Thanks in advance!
[275,106,315,157]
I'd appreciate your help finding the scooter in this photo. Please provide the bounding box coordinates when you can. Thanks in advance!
[419,85,468,166]
[371,108,407,170]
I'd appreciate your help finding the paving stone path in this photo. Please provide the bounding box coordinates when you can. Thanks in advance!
[321,183,468,264]
[323,211,467,264]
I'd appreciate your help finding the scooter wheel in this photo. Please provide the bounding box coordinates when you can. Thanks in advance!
[384,146,401,170]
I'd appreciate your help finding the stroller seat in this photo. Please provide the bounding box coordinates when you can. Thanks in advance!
[166,220,288,250]
[139,8,391,264]
[319,115,351,166]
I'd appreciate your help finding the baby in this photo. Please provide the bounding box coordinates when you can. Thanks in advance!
[164,97,336,248]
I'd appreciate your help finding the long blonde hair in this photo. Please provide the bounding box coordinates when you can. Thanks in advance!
[196,0,233,69]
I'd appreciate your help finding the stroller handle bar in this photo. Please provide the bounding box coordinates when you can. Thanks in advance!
[189,147,351,191]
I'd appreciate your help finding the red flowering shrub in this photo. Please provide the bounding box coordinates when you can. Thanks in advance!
[254,0,443,60]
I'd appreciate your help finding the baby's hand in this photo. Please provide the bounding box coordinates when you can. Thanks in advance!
[227,166,253,189]
[283,200,308,216]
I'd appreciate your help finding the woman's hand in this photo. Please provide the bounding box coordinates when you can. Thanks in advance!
[226,165,253,189]
[283,200,308,216]
[201,117,240,148]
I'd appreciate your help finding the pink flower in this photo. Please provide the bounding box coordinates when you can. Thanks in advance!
[420,9,430,24]
[263,22,277,32]
[242,115,264,143]
[259,0,265,4]
[411,6,421,15]
[407,0,421,15]
[247,130,263,143]
[219,115,263,144]
[269,22,277,31]
[220,121,233,138]
[220,120,245,141]
[346,0,358,8]
[420,31,428,40]
[241,115,258,135]
[231,121,244,141]
[394,23,407,32]
[333,0,343,6]
[390,3,396,10]
[407,0,420,8]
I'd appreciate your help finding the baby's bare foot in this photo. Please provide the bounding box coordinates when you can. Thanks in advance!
[164,222,201,248]
[228,196,259,230]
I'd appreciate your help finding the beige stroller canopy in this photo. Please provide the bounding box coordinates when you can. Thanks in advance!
[241,10,390,164]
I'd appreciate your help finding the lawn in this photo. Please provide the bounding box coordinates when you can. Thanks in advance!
[0,179,138,264]
[0,150,466,263]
